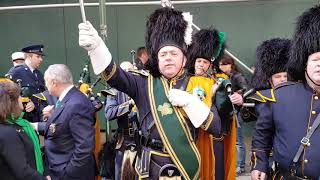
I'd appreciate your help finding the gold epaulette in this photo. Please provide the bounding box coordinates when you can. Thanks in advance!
[247,89,276,103]
[32,93,47,101]
[128,69,149,77]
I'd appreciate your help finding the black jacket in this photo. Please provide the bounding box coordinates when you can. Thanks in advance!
[0,123,45,180]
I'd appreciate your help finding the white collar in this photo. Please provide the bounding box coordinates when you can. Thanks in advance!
[59,85,74,102]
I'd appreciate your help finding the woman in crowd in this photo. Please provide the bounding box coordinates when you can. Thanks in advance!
[0,78,49,180]
[216,55,248,176]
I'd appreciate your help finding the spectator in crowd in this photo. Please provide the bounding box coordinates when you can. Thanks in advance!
[217,55,248,176]
[135,46,148,70]
[0,78,49,180]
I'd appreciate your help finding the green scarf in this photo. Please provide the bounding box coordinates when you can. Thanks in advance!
[7,112,44,174]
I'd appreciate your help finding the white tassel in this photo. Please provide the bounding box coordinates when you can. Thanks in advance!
[182,12,193,46]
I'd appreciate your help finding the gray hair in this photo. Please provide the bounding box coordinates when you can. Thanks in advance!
[45,64,73,84]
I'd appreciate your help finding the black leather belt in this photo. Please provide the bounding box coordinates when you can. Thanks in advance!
[140,136,166,152]
[117,128,135,137]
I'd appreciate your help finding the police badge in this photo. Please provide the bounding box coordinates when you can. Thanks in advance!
[49,123,56,134]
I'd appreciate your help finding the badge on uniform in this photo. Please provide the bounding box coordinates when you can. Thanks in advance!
[49,123,56,134]
[159,164,181,180]
[192,86,206,101]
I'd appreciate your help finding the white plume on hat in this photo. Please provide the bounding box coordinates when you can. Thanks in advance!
[182,12,193,46]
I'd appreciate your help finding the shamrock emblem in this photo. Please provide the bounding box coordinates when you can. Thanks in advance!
[157,102,173,116]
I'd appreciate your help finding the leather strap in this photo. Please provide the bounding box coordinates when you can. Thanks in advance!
[291,112,320,174]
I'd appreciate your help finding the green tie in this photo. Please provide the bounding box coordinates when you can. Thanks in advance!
[55,100,61,108]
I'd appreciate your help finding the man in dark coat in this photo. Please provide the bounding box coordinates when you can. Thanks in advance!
[33,64,96,180]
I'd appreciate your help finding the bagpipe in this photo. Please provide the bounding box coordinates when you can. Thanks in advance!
[239,88,258,123]
[78,61,103,112]
[211,73,236,134]
[17,79,33,107]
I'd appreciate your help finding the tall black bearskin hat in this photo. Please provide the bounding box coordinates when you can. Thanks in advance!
[145,7,193,77]
[251,38,291,90]
[288,5,320,81]
[185,28,226,74]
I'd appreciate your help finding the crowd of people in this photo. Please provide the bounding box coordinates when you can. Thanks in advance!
[1,3,320,180]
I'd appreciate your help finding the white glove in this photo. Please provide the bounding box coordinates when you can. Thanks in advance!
[168,89,210,128]
[79,21,112,75]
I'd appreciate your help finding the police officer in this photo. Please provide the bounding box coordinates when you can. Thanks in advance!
[10,44,46,122]
[251,5,320,180]
[6,52,25,79]
[79,7,221,180]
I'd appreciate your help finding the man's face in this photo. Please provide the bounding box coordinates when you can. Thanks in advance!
[158,46,186,79]
[195,58,211,76]
[306,52,320,84]
[270,72,287,87]
[28,53,43,69]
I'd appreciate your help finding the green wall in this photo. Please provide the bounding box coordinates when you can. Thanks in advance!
[0,0,318,129]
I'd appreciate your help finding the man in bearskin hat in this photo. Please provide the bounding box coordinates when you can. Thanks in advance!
[79,7,221,179]
[245,38,291,177]
[251,38,291,91]
[243,38,291,123]
[251,5,320,180]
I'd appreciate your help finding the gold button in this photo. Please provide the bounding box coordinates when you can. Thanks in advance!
[309,126,312,130]
[312,111,316,115]
[304,159,308,163]
[315,96,319,100]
